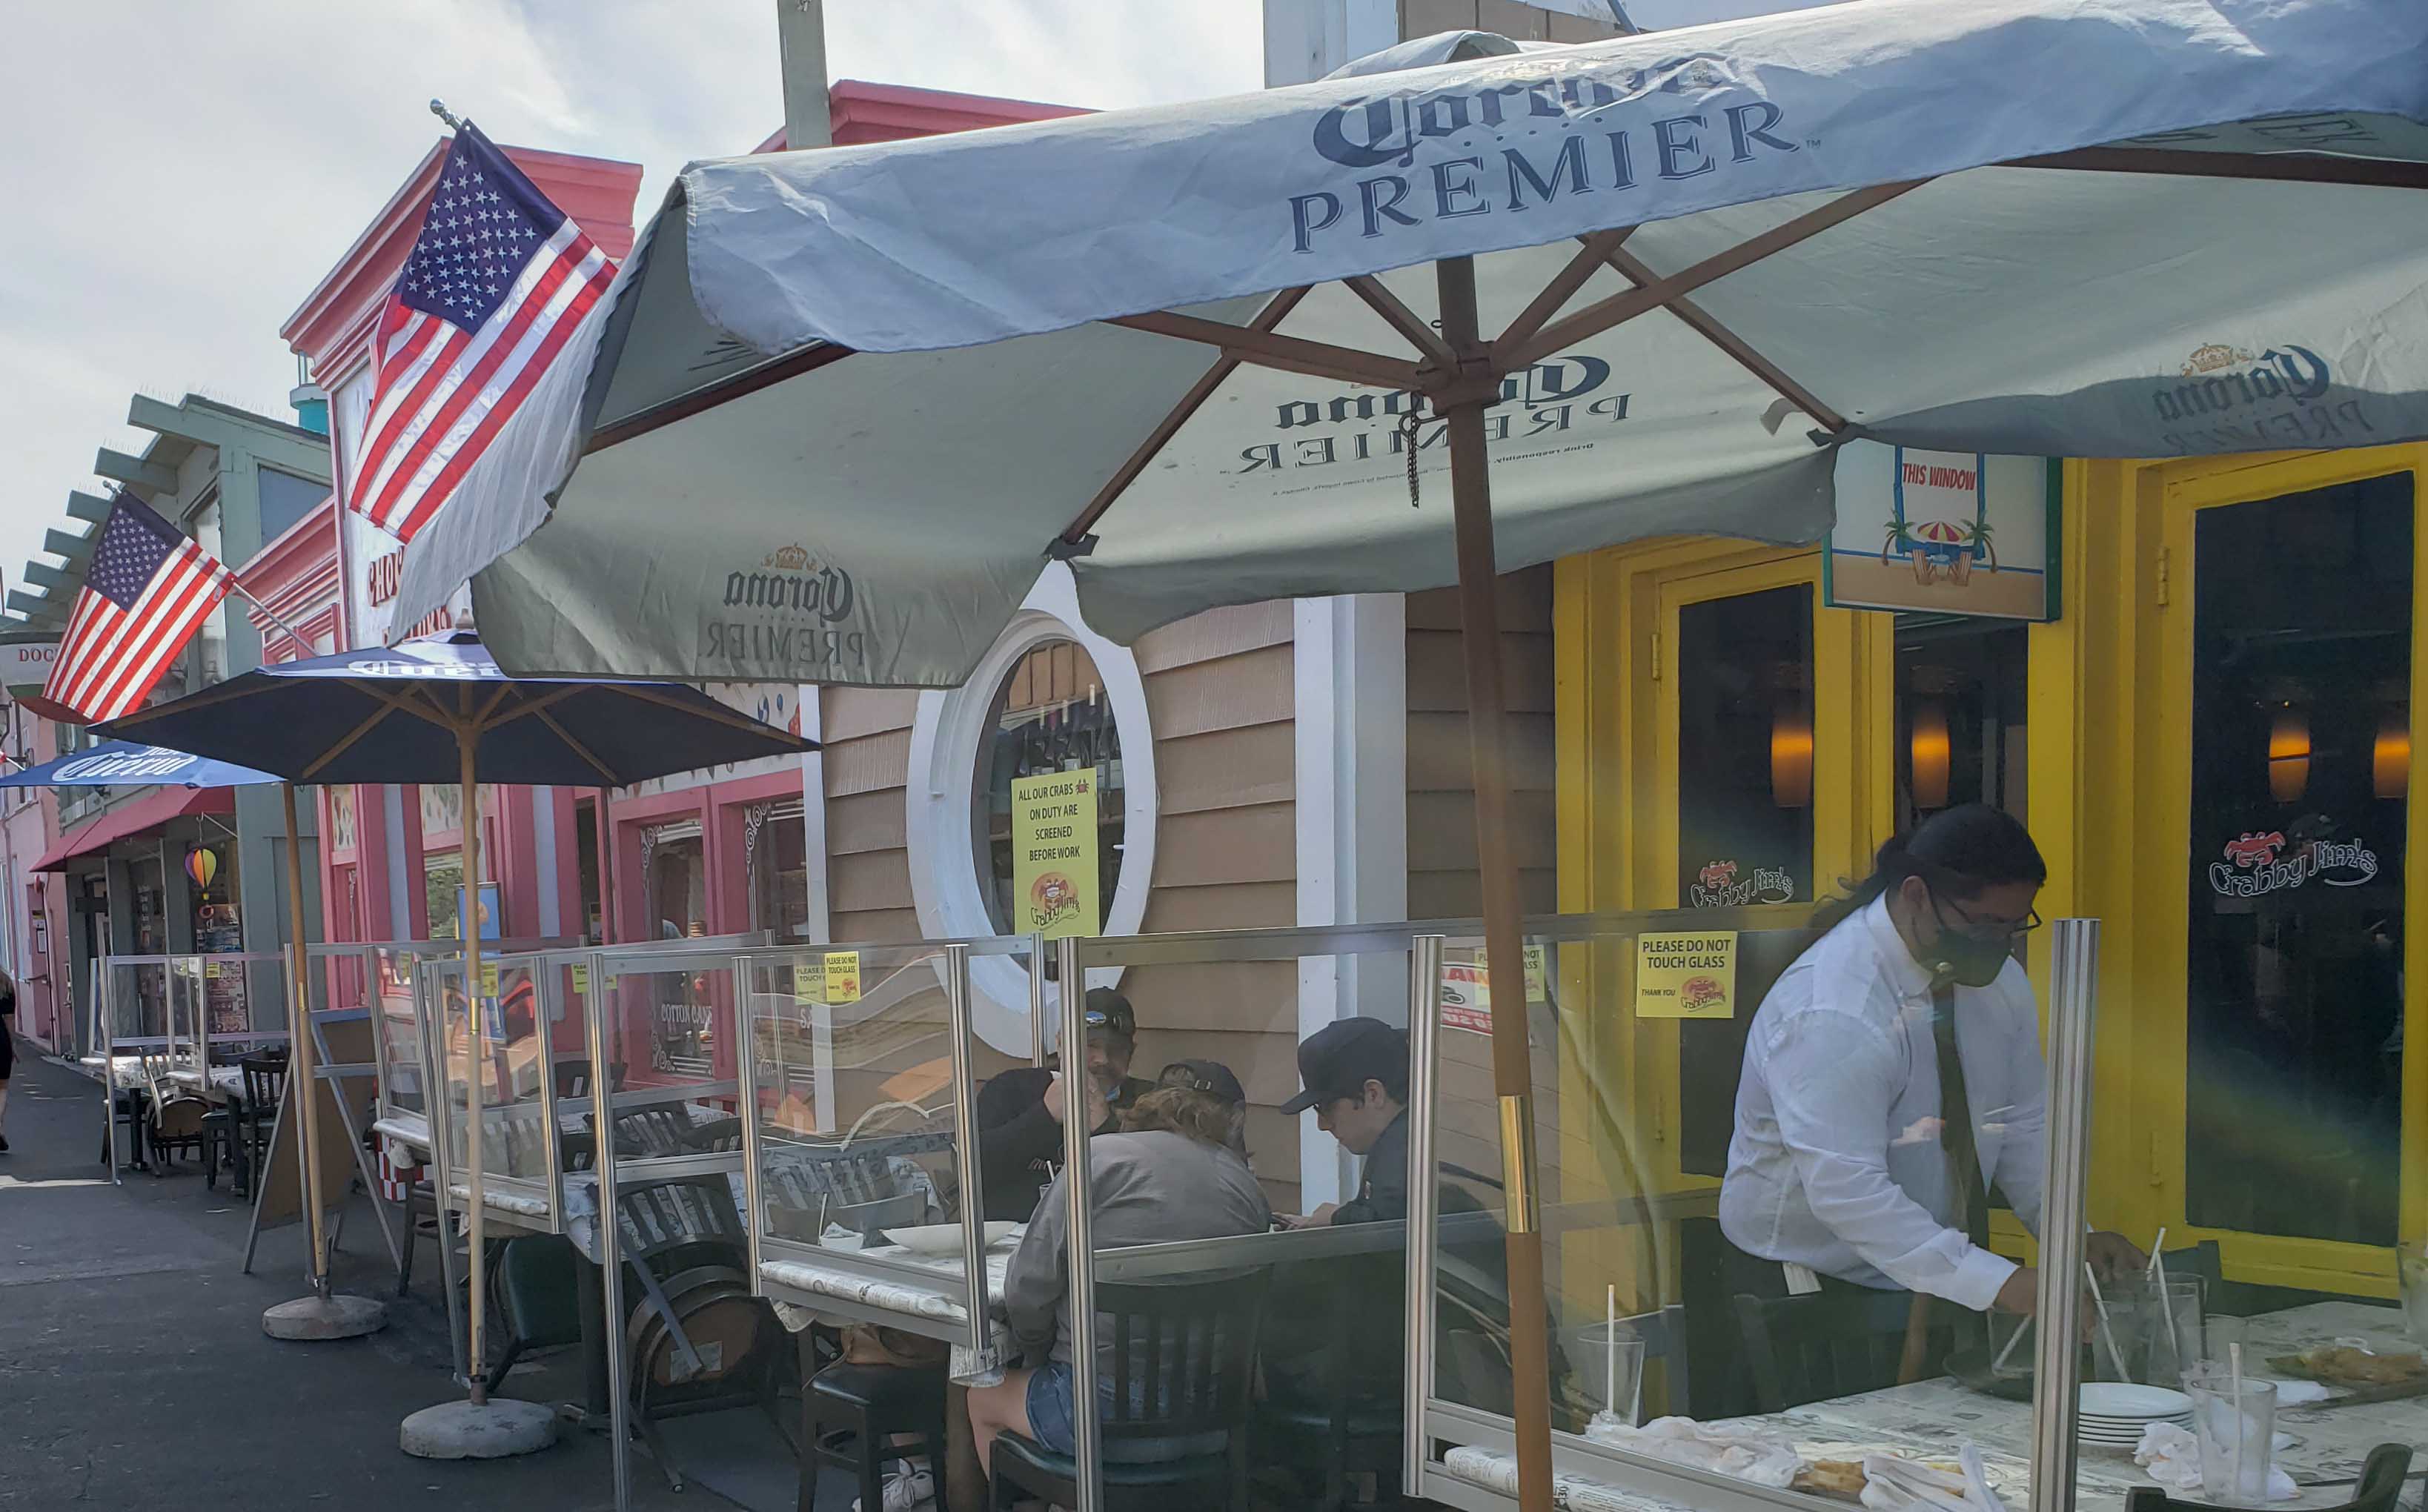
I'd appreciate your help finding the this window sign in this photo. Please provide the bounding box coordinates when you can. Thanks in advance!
[1825,442,2059,621]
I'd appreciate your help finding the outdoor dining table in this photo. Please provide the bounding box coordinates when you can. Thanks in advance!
[1442,1301,2428,1512]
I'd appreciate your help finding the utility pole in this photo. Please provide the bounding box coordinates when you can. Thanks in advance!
[777,0,833,150]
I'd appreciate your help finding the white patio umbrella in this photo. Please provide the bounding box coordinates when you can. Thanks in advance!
[390,2,2428,1503]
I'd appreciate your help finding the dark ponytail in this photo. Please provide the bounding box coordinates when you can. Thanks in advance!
[1808,803,2046,935]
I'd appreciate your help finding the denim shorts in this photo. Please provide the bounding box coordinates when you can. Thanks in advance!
[1024,1362,1078,1456]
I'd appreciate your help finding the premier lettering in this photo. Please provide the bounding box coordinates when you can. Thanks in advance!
[1236,356,1625,474]
[1295,84,1799,251]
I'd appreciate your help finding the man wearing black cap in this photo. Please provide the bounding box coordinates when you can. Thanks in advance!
[972,987,1155,1223]
[1278,1016,1409,1227]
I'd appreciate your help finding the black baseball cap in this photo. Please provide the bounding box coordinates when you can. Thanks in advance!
[1281,1017,1407,1115]
[1084,987,1135,1041]
[1157,1058,1247,1107]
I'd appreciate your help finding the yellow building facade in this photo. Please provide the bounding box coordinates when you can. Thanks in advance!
[1556,443,2428,1304]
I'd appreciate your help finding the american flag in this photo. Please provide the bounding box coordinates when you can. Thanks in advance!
[347,123,613,543]
[38,496,235,724]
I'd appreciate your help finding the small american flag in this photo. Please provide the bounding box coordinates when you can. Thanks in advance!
[39,496,235,724]
[348,122,613,543]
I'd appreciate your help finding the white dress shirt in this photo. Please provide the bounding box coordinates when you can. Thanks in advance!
[1718,895,2047,1312]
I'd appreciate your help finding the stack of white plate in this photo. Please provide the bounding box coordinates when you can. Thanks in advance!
[2077,1382,2194,1446]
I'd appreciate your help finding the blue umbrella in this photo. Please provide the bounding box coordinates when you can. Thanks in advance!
[0,740,279,790]
[99,629,814,1374]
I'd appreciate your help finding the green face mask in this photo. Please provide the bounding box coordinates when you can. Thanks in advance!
[1926,894,2014,988]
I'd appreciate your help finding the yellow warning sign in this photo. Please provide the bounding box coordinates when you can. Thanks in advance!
[1634,932,1738,1020]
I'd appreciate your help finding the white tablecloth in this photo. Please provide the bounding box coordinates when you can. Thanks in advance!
[760,1236,1022,1384]
[1439,1302,2428,1512]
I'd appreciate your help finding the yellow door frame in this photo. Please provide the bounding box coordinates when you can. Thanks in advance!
[2135,445,2428,1297]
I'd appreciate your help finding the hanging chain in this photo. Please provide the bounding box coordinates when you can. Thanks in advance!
[1400,408,1426,508]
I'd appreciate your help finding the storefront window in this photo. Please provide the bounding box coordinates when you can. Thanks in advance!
[2186,472,2409,1247]
[1676,585,1814,906]
[970,639,1126,936]
[1892,617,2028,828]
[643,821,712,1075]
[749,801,809,939]
[326,786,358,854]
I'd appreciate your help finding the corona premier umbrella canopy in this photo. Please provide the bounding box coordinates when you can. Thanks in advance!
[383,1,2428,1504]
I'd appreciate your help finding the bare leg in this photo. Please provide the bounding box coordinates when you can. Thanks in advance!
[964,1367,1035,1478]
[0,1077,12,1143]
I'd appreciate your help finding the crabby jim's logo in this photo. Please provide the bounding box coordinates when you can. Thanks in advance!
[2152,342,2378,454]
[706,543,869,674]
[1029,872,1084,932]
[1690,859,1794,908]
[1290,55,1801,253]
[2209,829,2379,898]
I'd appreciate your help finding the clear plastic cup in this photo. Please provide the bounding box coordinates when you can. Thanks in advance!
[1570,1326,1648,1426]
[2184,1362,2276,1505]
[2205,1315,2249,1366]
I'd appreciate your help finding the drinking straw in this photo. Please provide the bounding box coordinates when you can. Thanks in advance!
[2230,1341,2248,1487]
[1605,1284,1618,1417]
[1991,1311,2033,1372]
[2086,1262,2132,1382]
[2148,1227,2183,1371]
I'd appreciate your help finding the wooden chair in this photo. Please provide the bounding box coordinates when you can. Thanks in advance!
[797,1359,950,1512]
[1734,1287,1981,1414]
[2128,1444,2412,1512]
[990,1269,1271,1512]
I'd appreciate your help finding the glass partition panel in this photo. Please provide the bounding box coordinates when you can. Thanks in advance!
[589,952,740,1181]
[1409,915,2082,1512]
[95,956,173,1088]
[167,956,205,1081]
[371,946,434,1121]
[743,943,978,1283]
[478,956,552,1188]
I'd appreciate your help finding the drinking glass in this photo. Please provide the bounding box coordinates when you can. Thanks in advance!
[2184,1363,2277,1505]
[1572,1326,1648,1425]
[2128,1276,2205,1384]
[2205,1315,2250,1367]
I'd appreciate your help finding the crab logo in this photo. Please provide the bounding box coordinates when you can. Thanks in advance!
[1679,975,1728,1015]
[1029,872,1081,929]
[1697,861,1738,894]
[2223,831,2286,869]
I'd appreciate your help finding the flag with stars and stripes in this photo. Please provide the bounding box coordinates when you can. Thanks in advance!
[347,122,614,543]
[34,496,235,724]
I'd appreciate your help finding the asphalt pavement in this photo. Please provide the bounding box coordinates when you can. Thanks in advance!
[0,1043,723,1511]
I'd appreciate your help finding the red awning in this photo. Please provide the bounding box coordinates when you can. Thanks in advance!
[36,786,236,872]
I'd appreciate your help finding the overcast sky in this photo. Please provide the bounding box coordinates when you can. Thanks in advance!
[0,0,1822,600]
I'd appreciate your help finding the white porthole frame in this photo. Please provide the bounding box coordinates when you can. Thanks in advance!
[906,563,1158,1054]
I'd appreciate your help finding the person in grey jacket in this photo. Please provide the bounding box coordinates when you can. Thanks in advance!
[966,1074,1270,1475]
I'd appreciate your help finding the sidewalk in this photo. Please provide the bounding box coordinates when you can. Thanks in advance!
[0,1045,714,1511]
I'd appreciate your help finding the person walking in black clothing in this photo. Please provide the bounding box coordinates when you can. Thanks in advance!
[972,987,1151,1222]
[0,972,17,1153]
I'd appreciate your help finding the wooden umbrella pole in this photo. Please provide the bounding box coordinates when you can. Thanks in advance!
[282,783,331,1298]
[460,725,490,1406]
[1436,255,1555,1512]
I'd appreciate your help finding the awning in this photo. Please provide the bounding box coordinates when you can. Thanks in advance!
[36,786,235,872]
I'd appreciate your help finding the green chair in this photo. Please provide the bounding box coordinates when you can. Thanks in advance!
[487,1235,586,1389]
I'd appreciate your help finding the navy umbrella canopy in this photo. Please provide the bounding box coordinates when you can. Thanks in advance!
[95,629,812,784]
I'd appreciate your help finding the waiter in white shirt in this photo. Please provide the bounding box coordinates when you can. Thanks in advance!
[1719,804,2141,1344]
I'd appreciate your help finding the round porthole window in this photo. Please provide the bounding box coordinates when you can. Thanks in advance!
[906,565,1157,1052]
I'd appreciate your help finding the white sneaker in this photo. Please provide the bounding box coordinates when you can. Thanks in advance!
[852,1459,935,1512]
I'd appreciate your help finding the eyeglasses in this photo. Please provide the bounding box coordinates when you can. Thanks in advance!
[1935,894,2043,943]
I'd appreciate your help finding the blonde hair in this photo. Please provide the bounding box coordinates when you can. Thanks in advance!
[1121,1086,1240,1150]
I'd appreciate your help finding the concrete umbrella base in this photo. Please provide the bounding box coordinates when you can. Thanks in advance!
[262,1293,388,1341]
[399,1396,560,1460]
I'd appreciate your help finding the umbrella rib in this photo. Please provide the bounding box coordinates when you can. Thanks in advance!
[1058,287,1310,546]
[1602,245,1848,433]
[2003,146,2428,192]
[1105,309,1426,391]
[477,684,585,733]
[1513,179,1928,368]
[605,683,808,745]
[586,342,859,456]
[1343,276,1453,363]
[1497,227,1636,356]
[298,702,399,783]
[528,705,620,786]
